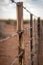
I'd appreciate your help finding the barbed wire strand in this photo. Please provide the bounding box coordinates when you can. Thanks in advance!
[0,32,17,42]
[0,26,38,42]
[0,27,32,42]
[13,0,38,18]
[11,47,38,65]
[0,1,39,65]
[0,0,39,18]
[23,6,38,18]
[11,51,23,65]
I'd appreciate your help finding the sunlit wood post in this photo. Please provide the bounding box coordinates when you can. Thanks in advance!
[37,17,40,65]
[30,14,34,65]
[16,2,25,65]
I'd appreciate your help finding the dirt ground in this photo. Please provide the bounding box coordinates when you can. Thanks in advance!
[0,23,38,65]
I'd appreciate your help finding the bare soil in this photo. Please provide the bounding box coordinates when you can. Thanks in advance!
[0,24,31,65]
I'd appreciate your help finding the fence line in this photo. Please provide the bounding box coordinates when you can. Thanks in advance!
[0,1,41,65]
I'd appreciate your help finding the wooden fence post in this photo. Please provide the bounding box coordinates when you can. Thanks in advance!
[37,17,40,65]
[33,18,39,65]
[30,14,34,65]
[16,2,25,65]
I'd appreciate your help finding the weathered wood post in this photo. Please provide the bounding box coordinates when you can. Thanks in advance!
[16,2,25,65]
[37,17,40,65]
[33,18,39,65]
[30,14,34,65]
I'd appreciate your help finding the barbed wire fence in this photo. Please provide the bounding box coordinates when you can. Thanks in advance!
[0,1,40,65]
